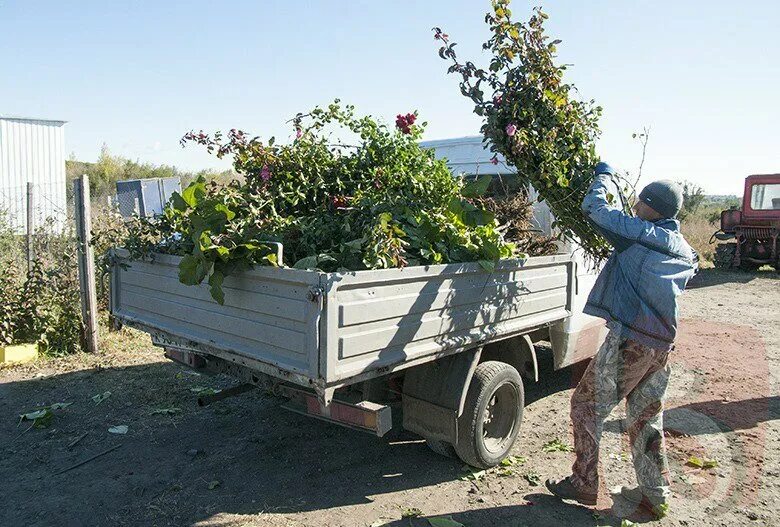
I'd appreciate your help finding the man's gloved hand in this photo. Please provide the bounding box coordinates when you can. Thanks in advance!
[594,161,614,176]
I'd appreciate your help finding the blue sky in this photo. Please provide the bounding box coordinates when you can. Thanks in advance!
[2,0,778,194]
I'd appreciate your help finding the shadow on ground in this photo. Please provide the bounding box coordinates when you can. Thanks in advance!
[686,267,777,289]
[0,346,592,527]
[0,360,457,526]
[377,491,661,527]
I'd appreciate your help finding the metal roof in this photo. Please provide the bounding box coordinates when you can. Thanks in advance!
[0,115,67,125]
[419,135,515,176]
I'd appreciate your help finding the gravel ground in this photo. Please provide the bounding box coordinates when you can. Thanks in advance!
[1,268,777,527]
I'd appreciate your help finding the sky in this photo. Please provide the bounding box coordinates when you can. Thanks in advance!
[1,0,778,195]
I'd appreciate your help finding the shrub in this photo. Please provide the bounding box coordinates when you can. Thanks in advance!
[0,218,82,354]
[433,0,630,260]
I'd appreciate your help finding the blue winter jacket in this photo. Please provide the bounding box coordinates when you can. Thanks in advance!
[582,162,698,351]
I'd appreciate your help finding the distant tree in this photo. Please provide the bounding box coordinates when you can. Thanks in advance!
[678,180,706,220]
[65,145,239,199]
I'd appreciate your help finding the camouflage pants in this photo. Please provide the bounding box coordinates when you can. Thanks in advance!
[570,326,671,500]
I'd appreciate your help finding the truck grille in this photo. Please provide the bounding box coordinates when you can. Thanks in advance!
[739,227,776,239]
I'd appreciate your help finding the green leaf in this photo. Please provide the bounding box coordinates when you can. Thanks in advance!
[179,255,211,285]
[214,246,230,261]
[191,387,220,396]
[181,178,206,207]
[462,208,495,227]
[462,174,492,198]
[91,391,112,405]
[686,456,718,469]
[20,409,49,421]
[293,256,319,270]
[170,191,190,212]
[478,260,495,272]
[208,271,225,305]
[401,508,422,518]
[500,455,526,466]
[702,459,719,469]
[459,467,486,481]
[151,407,182,416]
[207,480,221,490]
[653,502,669,519]
[214,203,235,221]
[542,438,573,452]
[524,471,541,486]
[685,456,704,468]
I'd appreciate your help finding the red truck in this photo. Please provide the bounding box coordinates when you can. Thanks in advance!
[712,174,780,271]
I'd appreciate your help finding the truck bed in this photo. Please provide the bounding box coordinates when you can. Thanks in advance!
[110,250,574,392]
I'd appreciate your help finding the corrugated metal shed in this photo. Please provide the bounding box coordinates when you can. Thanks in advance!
[0,116,67,232]
[419,135,554,236]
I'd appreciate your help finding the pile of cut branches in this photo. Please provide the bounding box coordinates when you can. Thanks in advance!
[118,102,531,303]
[434,0,632,260]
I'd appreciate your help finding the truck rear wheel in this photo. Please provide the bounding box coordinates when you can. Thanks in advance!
[713,243,736,269]
[454,361,524,469]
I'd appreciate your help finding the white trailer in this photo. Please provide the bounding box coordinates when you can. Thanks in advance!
[109,136,608,468]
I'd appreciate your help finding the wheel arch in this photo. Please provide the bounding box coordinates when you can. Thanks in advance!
[480,334,538,383]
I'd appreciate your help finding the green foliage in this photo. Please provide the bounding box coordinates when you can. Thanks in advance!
[542,437,573,452]
[434,1,617,260]
[0,218,82,354]
[120,101,515,303]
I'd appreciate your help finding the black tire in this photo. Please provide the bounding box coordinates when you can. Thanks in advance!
[713,243,735,269]
[454,361,524,469]
[426,439,457,459]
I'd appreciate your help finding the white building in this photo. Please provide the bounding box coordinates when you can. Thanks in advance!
[0,116,67,232]
[419,136,554,236]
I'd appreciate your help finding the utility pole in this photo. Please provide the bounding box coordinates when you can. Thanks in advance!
[26,182,34,273]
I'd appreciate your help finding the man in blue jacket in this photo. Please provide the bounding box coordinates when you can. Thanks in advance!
[546,162,698,515]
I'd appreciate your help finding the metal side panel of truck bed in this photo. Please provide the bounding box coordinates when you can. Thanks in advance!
[110,250,574,390]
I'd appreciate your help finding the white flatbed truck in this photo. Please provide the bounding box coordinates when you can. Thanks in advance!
[109,136,607,468]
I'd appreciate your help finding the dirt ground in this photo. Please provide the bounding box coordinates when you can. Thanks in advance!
[1,269,778,527]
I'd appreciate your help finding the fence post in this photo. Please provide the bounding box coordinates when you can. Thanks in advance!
[26,182,34,274]
[74,175,99,353]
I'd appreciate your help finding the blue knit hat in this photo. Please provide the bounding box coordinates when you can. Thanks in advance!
[639,180,684,219]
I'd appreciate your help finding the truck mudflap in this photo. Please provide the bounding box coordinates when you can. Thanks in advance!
[401,347,482,443]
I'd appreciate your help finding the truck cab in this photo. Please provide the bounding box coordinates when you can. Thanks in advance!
[714,174,780,270]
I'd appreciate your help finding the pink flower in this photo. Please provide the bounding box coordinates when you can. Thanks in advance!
[505,123,517,137]
[396,113,417,135]
[295,128,302,139]
[490,155,499,165]
[260,164,271,181]
[493,95,503,105]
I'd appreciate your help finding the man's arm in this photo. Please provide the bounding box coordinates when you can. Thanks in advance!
[581,162,652,252]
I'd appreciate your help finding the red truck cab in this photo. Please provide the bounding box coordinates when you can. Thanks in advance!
[715,174,780,270]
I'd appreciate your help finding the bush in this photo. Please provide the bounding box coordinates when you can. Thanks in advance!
[434,0,627,260]
[0,218,82,354]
